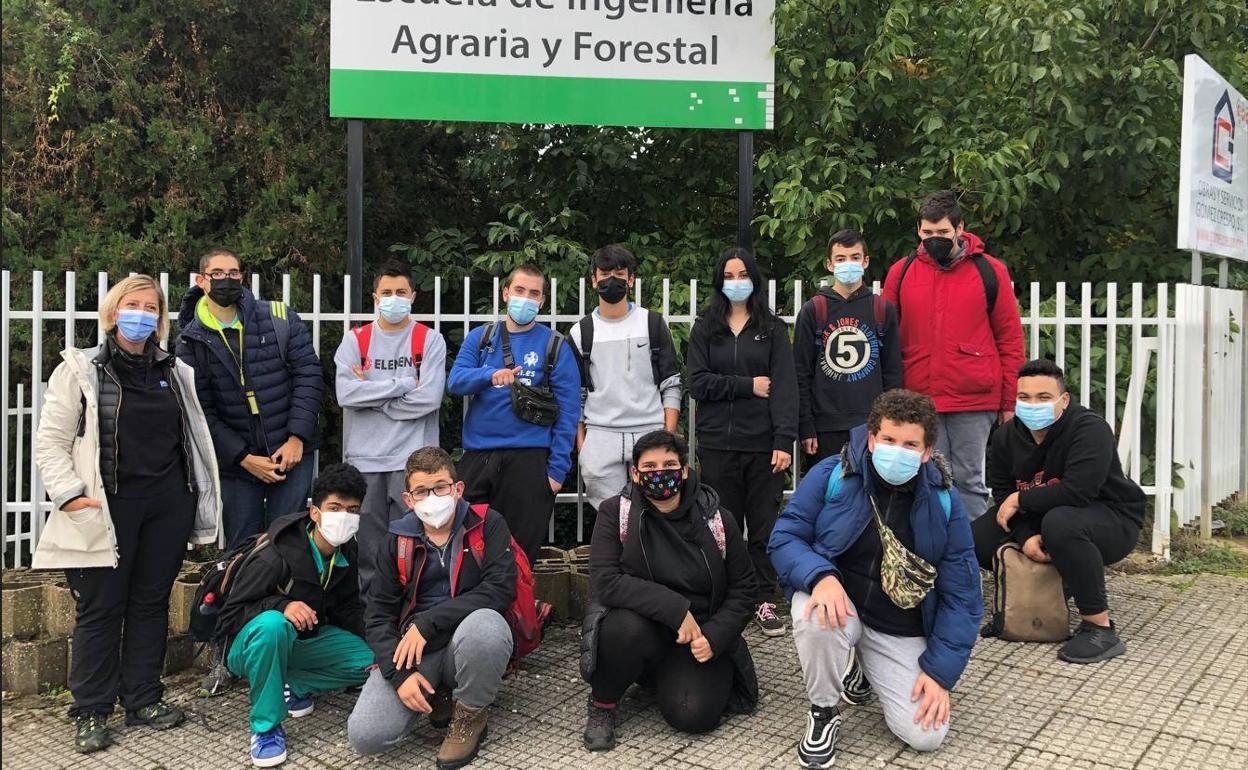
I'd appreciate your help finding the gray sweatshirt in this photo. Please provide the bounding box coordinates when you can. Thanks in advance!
[569,306,682,432]
[334,321,446,473]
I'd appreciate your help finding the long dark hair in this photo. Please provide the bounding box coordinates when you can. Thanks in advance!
[703,247,778,330]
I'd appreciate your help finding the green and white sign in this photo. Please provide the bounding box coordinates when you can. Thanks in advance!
[330,0,775,130]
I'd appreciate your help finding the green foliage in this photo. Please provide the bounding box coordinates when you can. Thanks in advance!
[1162,529,1248,576]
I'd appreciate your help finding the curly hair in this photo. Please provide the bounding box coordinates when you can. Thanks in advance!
[311,463,367,508]
[867,389,939,447]
[404,446,457,483]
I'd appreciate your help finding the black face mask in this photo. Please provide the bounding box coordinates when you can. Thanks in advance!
[596,276,629,304]
[207,278,243,307]
[922,236,956,267]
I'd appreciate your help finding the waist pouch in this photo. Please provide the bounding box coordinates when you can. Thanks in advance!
[511,381,559,427]
[871,496,937,610]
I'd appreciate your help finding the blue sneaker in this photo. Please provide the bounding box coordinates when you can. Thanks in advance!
[284,686,314,718]
[250,725,287,768]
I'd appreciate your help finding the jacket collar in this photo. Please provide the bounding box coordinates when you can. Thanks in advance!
[914,231,986,269]
[388,497,480,539]
[177,284,258,335]
[842,424,953,492]
[816,284,873,303]
[92,336,174,368]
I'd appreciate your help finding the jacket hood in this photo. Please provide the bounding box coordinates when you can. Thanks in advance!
[628,468,720,524]
[816,284,874,304]
[915,231,986,268]
[387,497,476,538]
[842,424,953,490]
[177,284,258,327]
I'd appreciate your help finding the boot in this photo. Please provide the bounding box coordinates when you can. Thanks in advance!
[436,702,489,769]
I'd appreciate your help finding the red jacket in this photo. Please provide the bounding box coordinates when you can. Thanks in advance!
[881,232,1024,413]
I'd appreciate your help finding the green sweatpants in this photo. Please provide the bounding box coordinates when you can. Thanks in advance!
[227,610,373,733]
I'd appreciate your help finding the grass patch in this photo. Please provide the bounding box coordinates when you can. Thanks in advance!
[1215,499,1248,537]
[1161,528,1248,575]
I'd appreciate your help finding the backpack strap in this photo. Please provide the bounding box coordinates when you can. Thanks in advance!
[871,294,887,335]
[409,322,430,376]
[823,458,845,503]
[352,323,375,369]
[268,301,290,364]
[498,324,517,369]
[935,488,951,520]
[893,255,919,319]
[813,293,829,332]
[396,535,415,588]
[704,510,727,559]
[618,495,632,542]
[646,310,665,385]
[543,329,564,383]
[465,504,490,565]
[573,316,595,391]
[969,254,1000,315]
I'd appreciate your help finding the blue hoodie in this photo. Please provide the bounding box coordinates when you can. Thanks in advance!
[768,425,982,691]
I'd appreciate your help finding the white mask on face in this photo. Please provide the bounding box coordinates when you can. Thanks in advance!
[316,509,360,547]
[413,493,457,529]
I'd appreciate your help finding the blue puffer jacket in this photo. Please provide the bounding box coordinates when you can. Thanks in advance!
[768,425,982,691]
[175,286,323,476]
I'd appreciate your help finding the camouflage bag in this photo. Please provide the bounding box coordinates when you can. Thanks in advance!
[871,496,937,609]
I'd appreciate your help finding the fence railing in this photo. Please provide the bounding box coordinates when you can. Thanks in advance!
[5,270,1242,568]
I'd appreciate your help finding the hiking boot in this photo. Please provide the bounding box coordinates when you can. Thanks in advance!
[840,647,873,706]
[429,688,454,729]
[797,704,840,769]
[197,653,237,698]
[436,702,489,769]
[74,713,111,754]
[1058,620,1126,664]
[124,701,185,730]
[754,602,786,637]
[284,685,314,718]
[583,698,617,752]
[250,724,287,768]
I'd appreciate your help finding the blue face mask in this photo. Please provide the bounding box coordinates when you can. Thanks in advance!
[377,295,411,324]
[1015,400,1058,431]
[116,309,159,343]
[871,442,923,486]
[722,279,754,304]
[507,296,540,326]
[833,262,866,286]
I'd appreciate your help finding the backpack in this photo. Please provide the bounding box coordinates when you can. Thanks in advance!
[980,541,1069,643]
[267,301,291,363]
[617,493,727,558]
[894,253,999,318]
[395,503,548,665]
[571,310,673,391]
[811,292,889,338]
[823,456,951,519]
[352,320,431,377]
[188,533,290,643]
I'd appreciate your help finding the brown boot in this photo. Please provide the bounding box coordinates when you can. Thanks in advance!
[436,702,489,769]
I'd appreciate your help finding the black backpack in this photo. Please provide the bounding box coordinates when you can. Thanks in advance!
[570,310,673,391]
[895,253,999,317]
[188,533,288,643]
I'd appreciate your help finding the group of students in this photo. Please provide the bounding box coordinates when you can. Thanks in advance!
[32,190,1146,769]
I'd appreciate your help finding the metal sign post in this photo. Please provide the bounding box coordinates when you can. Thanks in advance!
[737,130,753,252]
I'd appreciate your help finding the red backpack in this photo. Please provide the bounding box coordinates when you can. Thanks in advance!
[395,503,547,667]
[352,320,431,375]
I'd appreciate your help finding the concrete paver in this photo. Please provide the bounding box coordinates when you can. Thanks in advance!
[3,573,1246,769]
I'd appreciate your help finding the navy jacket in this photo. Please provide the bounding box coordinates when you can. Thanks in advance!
[768,425,982,691]
[175,286,323,475]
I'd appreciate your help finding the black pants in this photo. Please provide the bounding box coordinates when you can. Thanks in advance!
[697,447,783,603]
[458,447,555,566]
[65,483,195,717]
[803,430,850,473]
[590,608,733,734]
[971,503,1139,616]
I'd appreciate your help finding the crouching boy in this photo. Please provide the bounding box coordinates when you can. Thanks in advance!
[217,463,374,767]
[348,447,516,769]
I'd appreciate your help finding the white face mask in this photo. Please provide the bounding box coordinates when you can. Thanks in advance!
[413,492,457,529]
[316,509,360,547]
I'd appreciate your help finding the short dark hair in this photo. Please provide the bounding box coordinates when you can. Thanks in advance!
[918,190,963,228]
[505,263,547,294]
[827,229,867,256]
[311,462,367,508]
[405,447,457,483]
[373,258,415,292]
[591,244,637,277]
[199,247,241,273]
[631,430,689,467]
[867,389,939,447]
[1018,358,1067,392]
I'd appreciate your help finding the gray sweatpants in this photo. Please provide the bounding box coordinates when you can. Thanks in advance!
[357,470,409,593]
[935,410,996,519]
[579,427,660,510]
[347,609,513,755]
[791,592,949,752]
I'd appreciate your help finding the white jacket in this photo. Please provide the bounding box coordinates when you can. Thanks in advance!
[32,344,223,569]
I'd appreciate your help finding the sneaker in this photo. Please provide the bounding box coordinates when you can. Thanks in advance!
[840,647,873,706]
[124,701,185,730]
[754,602,786,637]
[250,725,287,768]
[436,702,489,769]
[583,699,617,752]
[797,704,840,769]
[197,648,237,698]
[284,686,314,718]
[74,714,111,754]
[1058,620,1126,664]
[429,688,454,730]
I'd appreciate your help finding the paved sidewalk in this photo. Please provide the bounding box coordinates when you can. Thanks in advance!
[3,573,1246,770]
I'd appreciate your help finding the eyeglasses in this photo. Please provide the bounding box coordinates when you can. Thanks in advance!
[405,482,455,501]
[204,269,244,281]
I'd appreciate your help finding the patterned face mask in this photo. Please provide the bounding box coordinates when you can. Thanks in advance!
[637,468,684,501]
[871,497,937,609]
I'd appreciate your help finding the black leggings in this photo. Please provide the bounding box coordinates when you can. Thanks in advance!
[971,503,1139,616]
[590,608,733,734]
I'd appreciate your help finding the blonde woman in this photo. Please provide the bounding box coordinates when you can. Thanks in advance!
[34,274,221,754]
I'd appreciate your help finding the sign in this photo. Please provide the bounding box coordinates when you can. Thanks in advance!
[1177,54,1248,261]
[329,0,775,130]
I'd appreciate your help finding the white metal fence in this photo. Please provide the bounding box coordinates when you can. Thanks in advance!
[4,270,1244,567]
